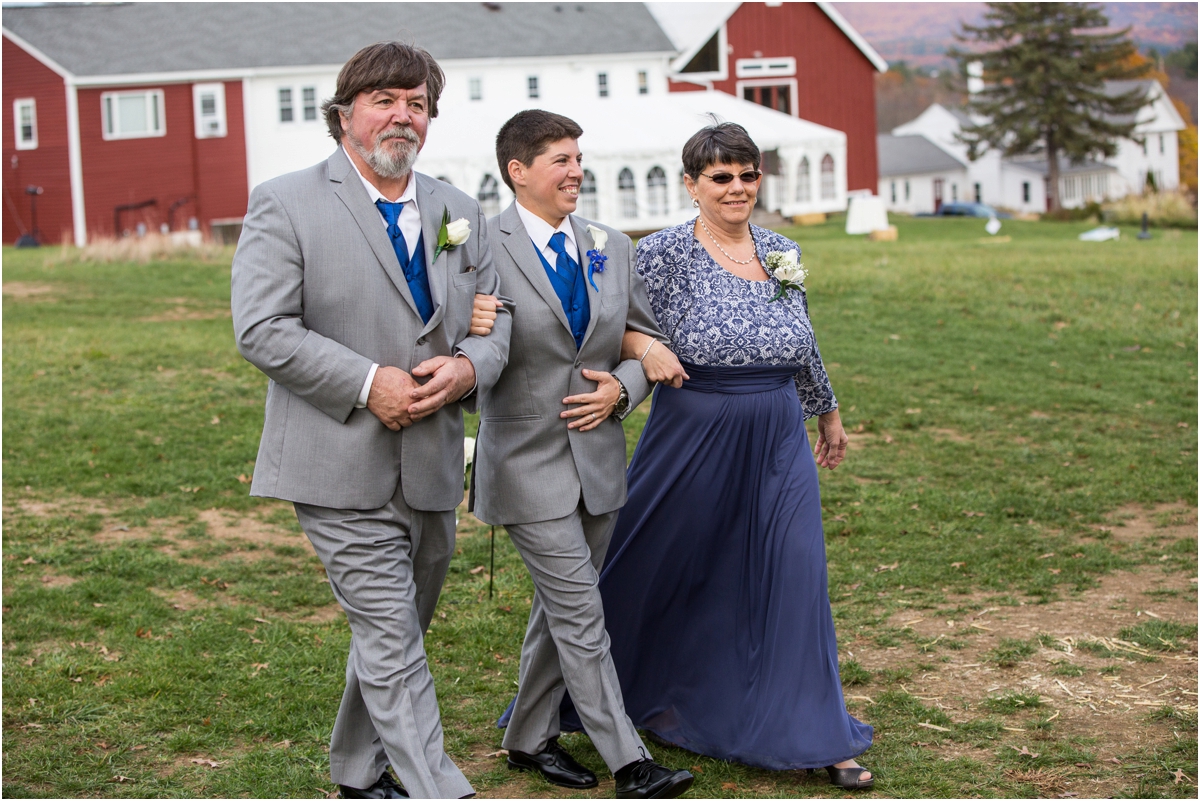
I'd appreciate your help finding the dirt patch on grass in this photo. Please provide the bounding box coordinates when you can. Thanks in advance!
[140,306,232,323]
[848,563,1196,797]
[2,282,56,300]
[148,587,213,611]
[1092,501,1197,544]
[930,427,973,444]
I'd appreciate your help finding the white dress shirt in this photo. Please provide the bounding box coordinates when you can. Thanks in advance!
[345,149,475,409]
[516,201,581,267]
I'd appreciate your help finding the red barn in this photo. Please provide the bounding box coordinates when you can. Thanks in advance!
[652,1,886,193]
[3,27,247,246]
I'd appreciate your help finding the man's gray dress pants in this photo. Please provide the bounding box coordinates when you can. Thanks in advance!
[295,480,472,799]
[502,502,648,773]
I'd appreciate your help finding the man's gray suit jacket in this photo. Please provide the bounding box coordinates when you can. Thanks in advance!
[472,202,666,526]
[232,148,511,512]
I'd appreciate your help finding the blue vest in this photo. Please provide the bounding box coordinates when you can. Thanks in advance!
[534,241,590,350]
[399,233,434,324]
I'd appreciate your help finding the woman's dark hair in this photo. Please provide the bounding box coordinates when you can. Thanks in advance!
[495,110,584,191]
[681,120,761,179]
[322,42,445,142]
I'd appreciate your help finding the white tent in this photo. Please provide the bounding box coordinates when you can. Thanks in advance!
[416,90,847,231]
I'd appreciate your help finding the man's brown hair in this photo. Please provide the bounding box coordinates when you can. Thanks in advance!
[322,42,445,142]
[495,110,584,191]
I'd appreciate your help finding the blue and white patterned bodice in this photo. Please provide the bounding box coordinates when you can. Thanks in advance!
[635,221,837,419]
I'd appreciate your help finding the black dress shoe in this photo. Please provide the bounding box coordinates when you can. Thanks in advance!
[614,759,694,799]
[339,771,409,799]
[507,739,599,789]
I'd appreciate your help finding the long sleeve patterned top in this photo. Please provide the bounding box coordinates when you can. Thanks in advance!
[635,220,837,420]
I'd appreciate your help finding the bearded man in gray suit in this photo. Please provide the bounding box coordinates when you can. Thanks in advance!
[472,110,692,799]
[231,43,510,799]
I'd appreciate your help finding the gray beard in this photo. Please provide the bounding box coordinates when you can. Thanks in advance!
[349,127,420,179]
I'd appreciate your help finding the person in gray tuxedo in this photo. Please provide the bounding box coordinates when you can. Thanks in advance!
[472,110,692,799]
[231,43,510,800]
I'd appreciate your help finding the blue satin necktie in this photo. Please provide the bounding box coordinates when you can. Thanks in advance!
[375,199,434,323]
[547,231,579,281]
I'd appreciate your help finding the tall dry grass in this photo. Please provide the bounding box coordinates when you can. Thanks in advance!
[47,233,234,265]
[1103,189,1198,228]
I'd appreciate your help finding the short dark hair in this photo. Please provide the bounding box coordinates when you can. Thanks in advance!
[681,120,761,179]
[321,42,445,142]
[495,110,584,191]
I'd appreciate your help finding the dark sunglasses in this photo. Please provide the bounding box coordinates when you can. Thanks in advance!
[700,170,762,185]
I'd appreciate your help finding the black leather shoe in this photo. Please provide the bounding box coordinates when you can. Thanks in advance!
[614,759,694,799]
[339,771,409,799]
[507,739,599,789]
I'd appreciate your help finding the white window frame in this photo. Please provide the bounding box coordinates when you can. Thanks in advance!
[735,57,796,78]
[637,70,649,95]
[14,98,37,150]
[101,89,166,140]
[278,87,294,123]
[192,83,227,139]
[735,78,798,117]
[301,86,318,122]
[527,75,539,99]
[468,77,482,101]
[597,72,609,98]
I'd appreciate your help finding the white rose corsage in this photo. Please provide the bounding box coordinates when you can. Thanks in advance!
[434,207,470,261]
[764,249,806,303]
[585,224,608,291]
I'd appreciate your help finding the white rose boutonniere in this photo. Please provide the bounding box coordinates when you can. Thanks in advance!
[764,249,807,302]
[584,224,609,291]
[434,207,471,261]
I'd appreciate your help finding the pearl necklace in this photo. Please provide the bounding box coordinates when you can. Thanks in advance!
[698,216,757,265]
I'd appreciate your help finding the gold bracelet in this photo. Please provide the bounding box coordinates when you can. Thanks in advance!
[639,339,655,362]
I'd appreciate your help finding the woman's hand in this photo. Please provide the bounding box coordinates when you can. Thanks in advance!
[561,369,621,431]
[814,409,848,470]
[621,330,689,388]
[470,294,503,336]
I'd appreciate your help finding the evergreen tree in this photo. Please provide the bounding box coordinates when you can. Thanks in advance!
[949,3,1152,209]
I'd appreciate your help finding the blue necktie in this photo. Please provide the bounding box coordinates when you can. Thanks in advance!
[548,232,579,283]
[375,199,434,323]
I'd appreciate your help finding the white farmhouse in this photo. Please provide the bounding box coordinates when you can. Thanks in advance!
[890,79,1186,212]
[876,133,969,214]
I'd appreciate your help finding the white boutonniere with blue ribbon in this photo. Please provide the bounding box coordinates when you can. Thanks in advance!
[433,207,471,261]
[585,224,608,291]
[765,249,807,302]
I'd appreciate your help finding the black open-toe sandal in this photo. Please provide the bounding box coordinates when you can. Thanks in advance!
[825,765,874,790]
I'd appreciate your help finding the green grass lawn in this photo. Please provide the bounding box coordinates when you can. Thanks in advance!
[3,216,1196,798]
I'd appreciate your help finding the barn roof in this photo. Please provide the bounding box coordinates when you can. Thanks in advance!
[876,134,967,177]
[646,1,888,74]
[2,2,675,78]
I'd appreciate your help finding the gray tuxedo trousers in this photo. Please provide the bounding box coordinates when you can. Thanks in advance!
[232,148,510,798]
[474,203,667,772]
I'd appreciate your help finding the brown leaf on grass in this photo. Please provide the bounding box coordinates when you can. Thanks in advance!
[71,677,82,683]
[917,721,950,732]
[109,775,136,783]
[23,658,35,667]
[135,627,152,638]
[189,758,224,768]
[910,503,919,510]
[273,740,292,749]
[874,562,899,573]
[951,562,966,568]
[93,602,105,608]
[483,750,508,758]
[962,510,985,517]
[848,583,861,591]
[21,556,36,564]
[250,662,269,674]
[96,741,111,750]
[94,675,111,686]
[721,782,738,790]
[131,744,148,752]
[1010,745,1041,758]
[469,566,486,575]
[690,766,704,774]
[250,637,264,644]
[1048,569,1061,575]
[253,617,269,624]
[1173,769,1191,785]
[236,474,252,484]
[1038,553,1056,559]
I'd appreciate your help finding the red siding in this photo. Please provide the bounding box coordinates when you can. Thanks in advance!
[77,80,247,239]
[3,37,72,245]
[670,2,880,192]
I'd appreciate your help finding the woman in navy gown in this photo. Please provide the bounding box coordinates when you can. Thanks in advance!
[607,122,874,789]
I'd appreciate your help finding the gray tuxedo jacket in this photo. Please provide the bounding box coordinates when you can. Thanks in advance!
[472,202,665,526]
[232,148,511,512]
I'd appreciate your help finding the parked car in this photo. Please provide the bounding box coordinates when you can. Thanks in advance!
[918,202,1012,218]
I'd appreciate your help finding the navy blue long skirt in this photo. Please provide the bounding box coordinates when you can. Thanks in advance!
[499,362,872,770]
